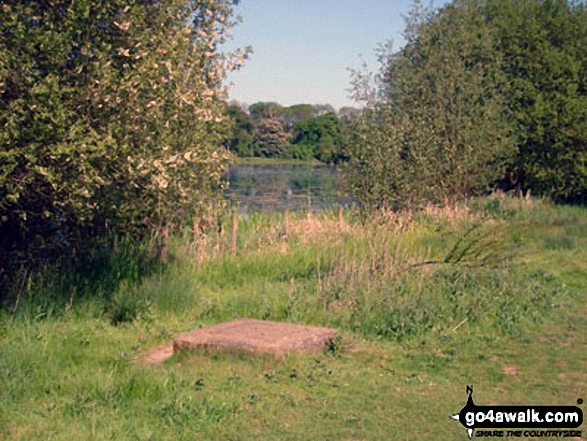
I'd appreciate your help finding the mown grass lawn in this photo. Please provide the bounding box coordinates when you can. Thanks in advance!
[1,198,586,440]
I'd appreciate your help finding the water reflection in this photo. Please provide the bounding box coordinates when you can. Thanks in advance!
[223,164,348,213]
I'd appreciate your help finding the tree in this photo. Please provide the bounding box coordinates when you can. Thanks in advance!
[338,107,361,125]
[291,112,347,162]
[226,104,254,156]
[249,102,283,121]
[280,104,317,131]
[349,1,514,210]
[348,0,587,210]
[0,0,244,295]
[253,117,290,157]
[486,0,587,202]
[314,104,336,116]
[234,102,351,160]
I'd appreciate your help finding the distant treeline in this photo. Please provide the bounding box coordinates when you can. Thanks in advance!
[348,0,587,209]
[225,102,359,163]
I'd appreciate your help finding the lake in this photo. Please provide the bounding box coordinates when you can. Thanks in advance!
[223,163,349,213]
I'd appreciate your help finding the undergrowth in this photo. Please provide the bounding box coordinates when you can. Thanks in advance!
[4,196,581,342]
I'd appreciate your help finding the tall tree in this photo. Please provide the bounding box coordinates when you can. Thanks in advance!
[253,117,290,157]
[349,0,514,209]
[249,102,283,121]
[486,0,587,202]
[291,112,347,162]
[280,104,317,130]
[0,0,244,288]
[349,0,587,209]
[226,104,254,156]
[338,107,361,125]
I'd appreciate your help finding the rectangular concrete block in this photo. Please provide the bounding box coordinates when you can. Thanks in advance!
[173,319,337,356]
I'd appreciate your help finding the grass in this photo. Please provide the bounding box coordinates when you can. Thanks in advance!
[1,197,586,440]
[230,156,324,166]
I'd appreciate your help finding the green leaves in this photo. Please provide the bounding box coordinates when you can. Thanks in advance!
[253,117,290,158]
[348,0,587,211]
[226,103,352,162]
[291,113,347,163]
[349,1,514,210]
[488,0,587,202]
[0,0,241,293]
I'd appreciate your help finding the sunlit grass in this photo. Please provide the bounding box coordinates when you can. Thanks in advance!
[2,198,586,440]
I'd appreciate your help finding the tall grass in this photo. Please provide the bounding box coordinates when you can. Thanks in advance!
[4,235,164,322]
[5,196,582,341]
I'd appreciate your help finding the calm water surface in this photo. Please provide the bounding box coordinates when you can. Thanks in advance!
[223,164,349,213]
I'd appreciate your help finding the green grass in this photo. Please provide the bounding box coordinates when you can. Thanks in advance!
[1,199,586,440]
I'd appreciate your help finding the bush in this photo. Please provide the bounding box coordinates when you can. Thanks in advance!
[348,0,587,210]
[0,0,245,301]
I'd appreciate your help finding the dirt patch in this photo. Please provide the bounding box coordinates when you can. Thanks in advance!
[144,343,174,365]
[502,365,519,377]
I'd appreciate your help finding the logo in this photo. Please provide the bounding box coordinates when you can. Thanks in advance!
[450,386,583,438]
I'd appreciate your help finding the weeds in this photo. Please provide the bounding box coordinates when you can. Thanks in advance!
[5,198,576,342]
[1,197,585,440]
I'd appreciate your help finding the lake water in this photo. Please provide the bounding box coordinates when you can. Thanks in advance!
[223,163,349,213]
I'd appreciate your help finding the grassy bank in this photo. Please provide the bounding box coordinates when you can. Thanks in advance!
[1,197,586,440]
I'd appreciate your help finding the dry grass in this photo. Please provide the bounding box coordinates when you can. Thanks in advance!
[422,200,478,224]
[175,199,519,266]
[176,209,355,262]
[288,211,354,242]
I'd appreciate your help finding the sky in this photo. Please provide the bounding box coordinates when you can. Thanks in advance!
[224,0,450,111]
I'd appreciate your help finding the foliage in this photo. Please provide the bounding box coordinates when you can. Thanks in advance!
[226,104,254,156]
[280,103,317,130]
[0,0,245,296]
[248,101,283,120]
[226,102,357,161]
[252,117,290,157]
[291,112,348,162]
[485,0,587,203]
[338,106,361,124]
[348,0,587,210]
[349,1,514,210]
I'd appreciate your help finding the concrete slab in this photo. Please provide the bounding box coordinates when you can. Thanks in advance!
[173,319,337,356]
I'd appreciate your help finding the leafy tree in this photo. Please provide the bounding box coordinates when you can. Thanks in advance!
[0,0,244,292]
[349,1,514,210]
[338,107,361,124]
[349,0,587,209]
[485,0,587,202]
[240,102,348,160]
[314,104,336,116]
[249,102,283,121]
[253,117,290,157]
[230,102,352,161]
[280,104,317,130]
[346,99,425,212]
[291,112,347,162]
[226,104,254,156]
